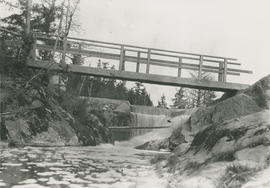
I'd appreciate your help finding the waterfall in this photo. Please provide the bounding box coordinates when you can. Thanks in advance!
[111,104,195,145]
[130,112,169,136]
[116,114,190,147]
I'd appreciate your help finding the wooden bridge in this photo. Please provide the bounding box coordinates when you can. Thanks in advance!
[1,29,252,92]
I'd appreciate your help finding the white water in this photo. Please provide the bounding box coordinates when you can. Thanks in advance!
[0,112,191,188]
[0,145,169,188]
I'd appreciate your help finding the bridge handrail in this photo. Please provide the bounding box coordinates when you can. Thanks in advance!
[1,29,252,83]
[34,33,237,61]
[0,28,238,62]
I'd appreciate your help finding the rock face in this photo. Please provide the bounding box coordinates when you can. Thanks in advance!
[0,77,80,146]
[146,75,270,188]
[135,138,170,151]
[242,74,270,108]
[168,75,270,152]
[0,76,115,147]
[61,96,132,144]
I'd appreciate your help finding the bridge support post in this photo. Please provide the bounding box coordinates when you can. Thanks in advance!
[223,58,228,82]
[78,43,82,64]
[122,49,126,70]
[146,49,151,74]
[218,62,224,82]
[119,45,125,71]
[198,55,203,80]
[136,51,140,72]
[178,57,182,77]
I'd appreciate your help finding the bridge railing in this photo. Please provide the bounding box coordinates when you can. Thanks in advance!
[32,33,252,82]
[0,28,252,83]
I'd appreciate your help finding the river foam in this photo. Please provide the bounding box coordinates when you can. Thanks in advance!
[0,146,169,188]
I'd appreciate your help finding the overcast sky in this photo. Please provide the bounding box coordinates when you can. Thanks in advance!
[1,0,270,105]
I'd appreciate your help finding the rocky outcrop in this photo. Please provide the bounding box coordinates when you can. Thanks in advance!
[135,138,170,151]
[163,109,270,188]
[0,76,80,146]
[0,76,114,147]
[167,76,269,152]
[146,75,270,188]
[242,74,270,108]
[60,96,132,144]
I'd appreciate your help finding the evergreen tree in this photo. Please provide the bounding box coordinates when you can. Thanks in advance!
[127,82,153,106]
[157,94,168,108]
[171,71,217,109]
[171,87,187,109]
[187,71,217,108]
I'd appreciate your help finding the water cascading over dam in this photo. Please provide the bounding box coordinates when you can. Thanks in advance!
[130,112,168,136]
[111,103,192,142]
[116,113,191,148]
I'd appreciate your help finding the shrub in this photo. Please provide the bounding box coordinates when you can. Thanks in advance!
[219,163,258,188]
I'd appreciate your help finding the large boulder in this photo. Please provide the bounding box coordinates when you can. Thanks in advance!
[135,138,170,151]
[243,74,270,108]
[191,110,270,159]
[167,75,270,151]
[0,75,80,146]
[154,75,270,188]
[4,109,79,147]
[189,93,261,134]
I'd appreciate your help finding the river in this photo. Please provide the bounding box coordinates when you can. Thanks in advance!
[0,145,170,188]
[0,114,190,188]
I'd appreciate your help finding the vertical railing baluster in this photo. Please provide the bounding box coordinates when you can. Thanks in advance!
[136,51,140,73]
[119,45,125,71]
[78,42,82,64]
[146,49,151,74]
[223,58,228,82]
[178,57,182,77]
[122,49,126,71]
[198,55,203,80]
[218,61,224,82]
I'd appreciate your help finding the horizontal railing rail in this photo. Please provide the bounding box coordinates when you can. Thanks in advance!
[1,29,253,84]
[31,34,252,82]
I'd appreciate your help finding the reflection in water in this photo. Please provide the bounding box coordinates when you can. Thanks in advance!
[0,145,169,188]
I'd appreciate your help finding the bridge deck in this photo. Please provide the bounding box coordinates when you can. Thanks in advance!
[28,61,249,92]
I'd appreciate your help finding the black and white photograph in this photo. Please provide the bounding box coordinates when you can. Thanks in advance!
[0,0,270,187]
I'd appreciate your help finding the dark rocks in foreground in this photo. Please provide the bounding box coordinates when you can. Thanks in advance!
[0,76,121,147]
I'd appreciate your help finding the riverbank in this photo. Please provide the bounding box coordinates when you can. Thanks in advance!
[138,74,270,188]
[0,73,114,147]
[0,73,181,147]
